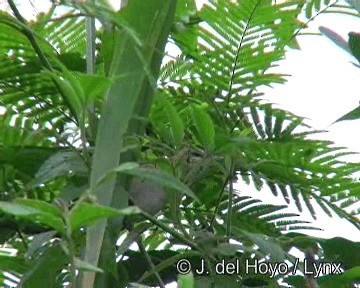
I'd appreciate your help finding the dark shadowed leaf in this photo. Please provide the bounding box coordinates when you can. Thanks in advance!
[242,231,286,262]
[34,150,89,186]
[109,163,199,202]
[21,243,67,288]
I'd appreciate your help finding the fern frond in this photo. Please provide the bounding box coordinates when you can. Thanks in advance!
[169,0,304,97]
[303,0,360,20]
[35,9,86,54]
[0,9,88,138]
[217,194,320,234]
[159,55,192,83]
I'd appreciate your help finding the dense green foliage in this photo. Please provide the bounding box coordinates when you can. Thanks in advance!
[0,0,359,287]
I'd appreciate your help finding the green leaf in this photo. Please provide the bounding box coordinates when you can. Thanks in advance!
[0,201,38,216]
[319,237,360,269]
[191,105,215,150]
[74,258,104,273]
[0,200,64,233]
[172,0,199,59]
[318,266,360,288]
[46,70,84,122]
[21,243,68,288]
[15,199,63,218]
[215,243,243,256]
[34,150,88,187]
[57,52,86,72]
[109,162,200,202]
[153,93,184,147]
[335,105,360,122]
[25,231,57,259]
[175,0,197,20]
[349,31,360,64]
[0,255,28,275]
[178,271,194,288]
[242,231,286,262]
[194,277,214,288]
[284,275,306,287]
[100,162,139,179]
[75,73,111,106]
[0,147,60,178]
[213,275,242,288]
[69,202,140,232]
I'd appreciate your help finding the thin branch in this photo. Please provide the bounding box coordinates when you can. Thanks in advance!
[226,161,235,240]
[141,211,201,252]
[137,238,166,288]
[209,174,231,228]
[16,228,28,250]
[291,1,340,41]
[226,0,262,106]
[46,13,87,23]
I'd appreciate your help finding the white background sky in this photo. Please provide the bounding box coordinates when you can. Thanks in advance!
[0,0,359,241]
[258,11,360,241]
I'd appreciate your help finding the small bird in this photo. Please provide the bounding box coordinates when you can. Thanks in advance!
[129,178,167,216]
[348,31,360,64]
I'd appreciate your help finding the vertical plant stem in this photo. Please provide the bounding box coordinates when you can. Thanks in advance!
[226,161,235,240]
[86,12,95,75]
[81,1,177,287]
[67,238,77,287]
[85,0,97,143]
[137,238,166,288]
[64,210,77,288]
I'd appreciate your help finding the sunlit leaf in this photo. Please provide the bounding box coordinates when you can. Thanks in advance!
[0,200,64,233]
[191,105,215,150]
[69,202,141,232]
[178,271,194,288]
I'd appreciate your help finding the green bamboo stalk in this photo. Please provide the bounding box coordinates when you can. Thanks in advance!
[81,1,176,287]
[85,0,98,144]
